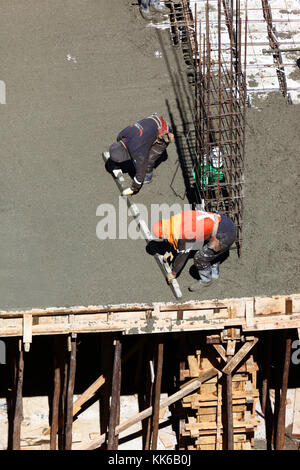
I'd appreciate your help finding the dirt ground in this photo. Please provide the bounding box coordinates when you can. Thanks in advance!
[0,0,299,311]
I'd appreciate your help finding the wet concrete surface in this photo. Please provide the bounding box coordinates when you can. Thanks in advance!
[0,1,299,310]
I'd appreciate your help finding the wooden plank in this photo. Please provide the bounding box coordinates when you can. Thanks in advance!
[245,298,255,328]
[226,339,236,356]
[213,344,227,362]
[222,339,258,375]
[159,432,173,449]
[23,313,32,352]
[1,312,300,337]
[0,293,299,319]
[187,355,200,377]
[0,294,299,337]
[72,375,105,415]
[185,418,260,431]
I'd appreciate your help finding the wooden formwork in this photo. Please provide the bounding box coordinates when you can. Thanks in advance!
[1,293,299,450]
[178,341,260,450]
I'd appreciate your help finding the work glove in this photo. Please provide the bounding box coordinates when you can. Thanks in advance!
[122,188,134,196]
[167,272,176,283]
[163,251,174,263]
[162,132,174,144]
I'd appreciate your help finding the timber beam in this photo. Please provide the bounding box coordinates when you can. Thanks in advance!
[0,294,299,340]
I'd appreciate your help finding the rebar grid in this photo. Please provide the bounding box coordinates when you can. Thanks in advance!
[261,0,291,103]
[169,0,247,255]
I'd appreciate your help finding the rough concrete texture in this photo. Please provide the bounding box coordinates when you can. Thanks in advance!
[0,1,299,310]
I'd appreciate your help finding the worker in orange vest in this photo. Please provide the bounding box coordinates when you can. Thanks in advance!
[152,210,236,291]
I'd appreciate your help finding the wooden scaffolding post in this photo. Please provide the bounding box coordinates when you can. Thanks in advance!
[275,332,292,450]
[140,342,153,450]
[7,339,16,449]
[151,341,164,450]
[260,332,273,450]
[225,339,236,450]
[9,339,24,450]
[50,336,61,450]
[99,333,114,449]
[65,335,77,450]
[107,339,122,450]
[58,336,68,450]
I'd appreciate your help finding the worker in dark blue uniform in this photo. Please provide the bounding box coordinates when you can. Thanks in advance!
[108,114,174,195]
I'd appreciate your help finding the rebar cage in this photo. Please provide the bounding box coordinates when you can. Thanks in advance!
[169,0,248,255]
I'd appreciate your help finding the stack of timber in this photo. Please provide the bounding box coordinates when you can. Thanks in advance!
[178,347,260,450]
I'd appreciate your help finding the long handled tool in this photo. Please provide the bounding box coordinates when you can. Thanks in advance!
[102,151,182,299]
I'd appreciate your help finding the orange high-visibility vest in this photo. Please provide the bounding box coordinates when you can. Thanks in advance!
[162,210,221,249]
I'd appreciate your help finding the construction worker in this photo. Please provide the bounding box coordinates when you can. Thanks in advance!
[139,1,169,21]
[152,210,236,291]
[108,113,174,196]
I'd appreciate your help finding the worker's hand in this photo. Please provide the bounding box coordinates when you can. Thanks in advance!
[122,188,134,196]
[163,251,174,263]
[167,272,176,283]
[162,132,174,144]
[208,235,220,252]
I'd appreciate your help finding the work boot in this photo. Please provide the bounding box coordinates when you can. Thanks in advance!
[139,7,153,21]
[150,3,169,15]
[106,158,118,174]
[143,172,153,184]
[211,262,220,280]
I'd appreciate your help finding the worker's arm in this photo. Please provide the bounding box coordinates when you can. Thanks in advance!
[130,154,149,193]
[167,239,195,282]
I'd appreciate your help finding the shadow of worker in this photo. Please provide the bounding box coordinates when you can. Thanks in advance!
[146,240,171,256]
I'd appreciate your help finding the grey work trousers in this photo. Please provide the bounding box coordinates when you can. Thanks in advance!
[140,0,161,9]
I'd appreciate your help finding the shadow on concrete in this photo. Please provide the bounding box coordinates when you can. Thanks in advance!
[155,28,198,206]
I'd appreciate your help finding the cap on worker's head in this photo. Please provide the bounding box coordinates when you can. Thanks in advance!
[150,113,170,135]
[158,115,169,134]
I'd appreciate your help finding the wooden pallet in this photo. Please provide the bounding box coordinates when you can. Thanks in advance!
[178,340,260,450]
